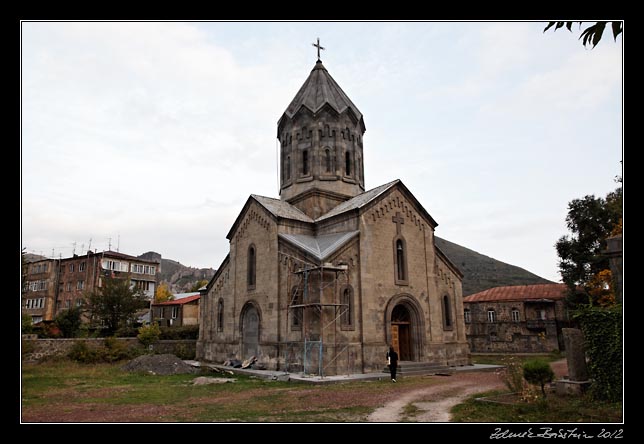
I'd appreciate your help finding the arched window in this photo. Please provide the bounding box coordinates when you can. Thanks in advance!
[345,151,351,175]
[217,298,224,332]
[511,308,520,322]
[394,238,408,284]
[286,155,291,180]
[325,148,332,173]
[302,150,309,175]
[341,286,354,328]
[290,286,301,330]
[464,308,471,324]
[487,309,496,323]
[442,295,452,329]
[247,245,256,289]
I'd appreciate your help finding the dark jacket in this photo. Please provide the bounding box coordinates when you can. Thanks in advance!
[387,349,399,367]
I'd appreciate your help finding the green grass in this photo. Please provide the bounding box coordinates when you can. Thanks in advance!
[451,390,622,423]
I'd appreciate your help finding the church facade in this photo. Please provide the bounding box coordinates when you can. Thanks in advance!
[197,55,470,375]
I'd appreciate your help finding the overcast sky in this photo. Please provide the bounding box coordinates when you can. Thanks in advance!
[21,21,622,282]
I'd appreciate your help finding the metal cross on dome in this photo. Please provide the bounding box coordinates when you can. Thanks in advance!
[312,37,325,61]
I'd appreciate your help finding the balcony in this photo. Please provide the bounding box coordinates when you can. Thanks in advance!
[526,320,555,330]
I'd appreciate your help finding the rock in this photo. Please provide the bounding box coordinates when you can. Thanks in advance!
[192,377,236,385]
[562,328,589,382]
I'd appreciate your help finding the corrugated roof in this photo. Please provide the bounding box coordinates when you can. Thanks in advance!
[463,284,567,303]
[279,60,365,133]
[315,180,400,222]
[152,294,200,306]
[252,195,314,223]
[279,231,359,261]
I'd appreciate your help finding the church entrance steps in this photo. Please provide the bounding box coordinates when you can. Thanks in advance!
[382,361,452,377]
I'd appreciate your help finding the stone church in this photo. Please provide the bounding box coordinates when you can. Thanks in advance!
[197,51,470,375]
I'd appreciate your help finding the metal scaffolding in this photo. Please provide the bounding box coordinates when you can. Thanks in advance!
[285,259,350,377]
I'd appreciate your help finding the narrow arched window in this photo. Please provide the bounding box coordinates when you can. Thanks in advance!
[341,287,354,328]
[325,148,332,173]
[286,155,291,180]
[511,308,520,322]
[247,245,256,289]
[217,298,224,332]
[487,309,496,323]
[443,295,452,329]
[302,150,309,175]
[464,309,471,324]
[345,151,351,175]
[395,239,407,282]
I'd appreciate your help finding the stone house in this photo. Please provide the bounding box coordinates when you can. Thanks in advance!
[463,283,571,353]
[197,54,470,375]
[152,293,201,327]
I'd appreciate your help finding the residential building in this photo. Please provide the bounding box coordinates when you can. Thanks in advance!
[151,292,200,327]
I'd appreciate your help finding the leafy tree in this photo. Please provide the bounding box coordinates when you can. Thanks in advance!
[544,21,623,48]
[523,359,555,398]
[190,280,209,292]
[22,313,33,334]
[54,306,83,338]
[155,282,174,303]
[555,179,622,307]
[137,323,161,349]
[85,276,148,335]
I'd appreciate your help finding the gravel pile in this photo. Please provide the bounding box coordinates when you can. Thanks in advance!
[121,354,197,375]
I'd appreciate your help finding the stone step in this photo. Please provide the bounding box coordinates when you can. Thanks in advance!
[382,361,451,377]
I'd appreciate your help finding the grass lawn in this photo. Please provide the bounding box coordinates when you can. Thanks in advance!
[451,390,623,423]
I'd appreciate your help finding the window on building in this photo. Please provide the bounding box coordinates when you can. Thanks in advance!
[325,148,332,173]
[69,263,74,273]
[345,151,351,175]
[76,280,84,290]
[32,316,43,324]
[464,309,471,324]
[487,309,496,323]
[286,155,291,180]
[65,300,71,309]
[247,245,256,289]
[290,286,301,329]
[511,308,520,322]
[302,150,309,175]
[171,306,179,319]
[79,262,86,272]
[66,282,72,292]
[394,238,408,283]
[539,309,547,320]
[217,299,224,332]
[442,295,452,329]
[341,287,354,328]
[149,266,156,275]
[76,298,83,307]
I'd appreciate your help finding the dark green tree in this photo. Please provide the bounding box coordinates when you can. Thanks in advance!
[54,306,83,338]
[85,276,148,335]
[523,359,555,398]
[555,179,622,307]
[544,21,623,48]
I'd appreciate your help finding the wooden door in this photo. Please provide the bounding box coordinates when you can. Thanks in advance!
[398,324,411,360]
[391,324,400,357]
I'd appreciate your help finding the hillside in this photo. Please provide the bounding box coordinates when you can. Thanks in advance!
[435,236,553,296]
[138,252,215,294]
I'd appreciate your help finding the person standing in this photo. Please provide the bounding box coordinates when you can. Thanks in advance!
[387,346,399,382]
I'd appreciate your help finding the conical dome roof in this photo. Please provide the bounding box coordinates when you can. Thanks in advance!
[278,60,365,133]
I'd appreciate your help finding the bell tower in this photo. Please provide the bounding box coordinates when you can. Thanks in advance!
[277,39,366,219]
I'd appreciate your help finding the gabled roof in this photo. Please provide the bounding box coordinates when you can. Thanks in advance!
[314,179,438,228]
[463,284,567,303]
[226,195,313,240]
[279,231,359,261]
[152,294,200,306]
[278,60,365,134]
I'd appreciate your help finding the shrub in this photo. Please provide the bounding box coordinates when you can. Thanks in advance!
[68,339,139,364]
[68,341,100,364]
[159,325,199,340]
[574,304,622,402]
[173,343,196,360]
[500,356,525,393]
[523,359,555,398]
[54,307,83,338]
[22,314,33,334]
[137,323,161,349]
[115,326,139,338]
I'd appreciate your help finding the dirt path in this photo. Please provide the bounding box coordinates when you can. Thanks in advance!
[367,359,569,422]
[367,371,505,422]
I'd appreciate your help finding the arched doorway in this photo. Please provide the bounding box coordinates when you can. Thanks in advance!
[385,294,425,362]
[391,304,412,360]
[241,304,260,358]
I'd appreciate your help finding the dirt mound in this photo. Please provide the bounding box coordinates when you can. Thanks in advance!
[121,354,197,375]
